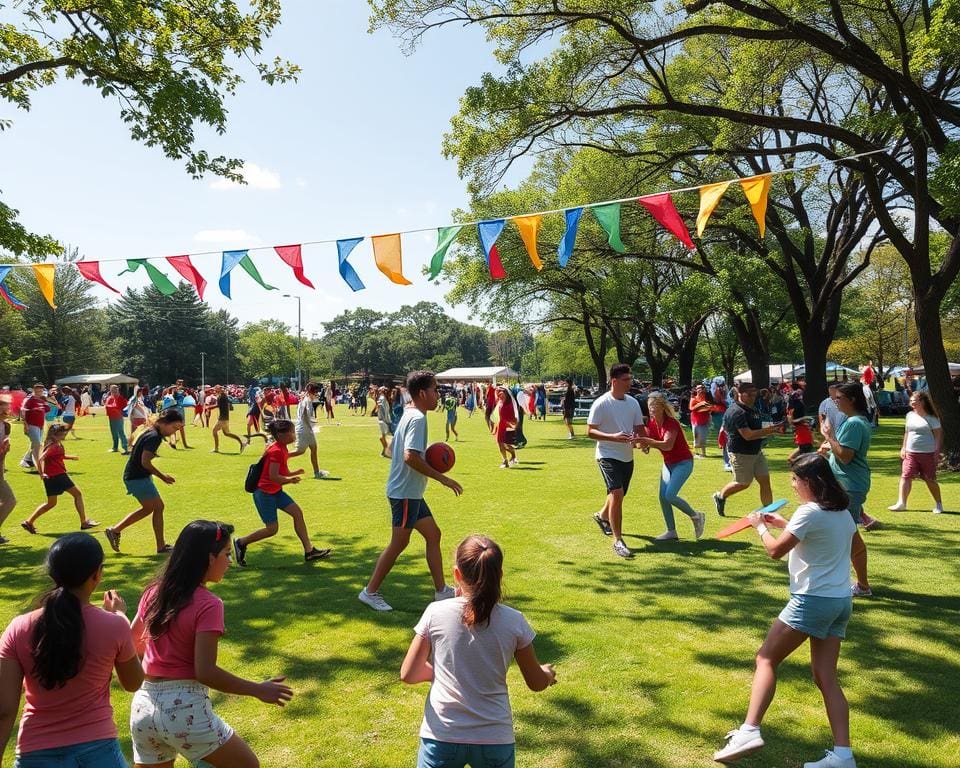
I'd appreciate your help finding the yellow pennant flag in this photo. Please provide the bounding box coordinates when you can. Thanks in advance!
[740,174,772,238]
[32,264,56,308]
[371,233,412,285]
[696,180,732,237]
[512,215,544,270]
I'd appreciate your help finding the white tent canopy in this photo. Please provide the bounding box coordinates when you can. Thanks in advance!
[908,363,960,375]
[55,373,139,386]
[435,366,519,384]
[733,364,804,384]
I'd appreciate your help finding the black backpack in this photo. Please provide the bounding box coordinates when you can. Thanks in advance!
[244,454,267,493]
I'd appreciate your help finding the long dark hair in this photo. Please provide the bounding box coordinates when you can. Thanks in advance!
[837,382,868,415]
[266,418,294,440]
[145,520,234,638]
[31,533,104,689]
[456,535,503,628]
[792,454,849,511]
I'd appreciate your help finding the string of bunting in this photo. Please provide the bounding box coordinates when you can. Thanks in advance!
[0,149,885,310]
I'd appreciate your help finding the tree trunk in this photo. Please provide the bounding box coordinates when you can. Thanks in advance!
[727,310,771,389]
[800,328,830,408]
[914,295,960,460]
[676,319,704,386]
[582,314,609,388]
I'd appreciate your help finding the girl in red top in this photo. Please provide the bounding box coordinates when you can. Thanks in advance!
[21,424,97,535]
[493,387,518,468]
[636,392,706,542]
[231,420,330,567]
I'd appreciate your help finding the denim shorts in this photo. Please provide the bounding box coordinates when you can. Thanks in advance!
[779,593,853,639]
[25,425,43,448]
[14,737,127,768]
[417,738,515,768]
[253,489,296,524]
[123,477,160,501]
[846,489,867,524]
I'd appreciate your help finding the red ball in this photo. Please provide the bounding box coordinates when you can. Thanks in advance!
[425,442,456,473]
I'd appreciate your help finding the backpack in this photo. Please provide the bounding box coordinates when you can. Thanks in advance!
[244,454,267,493]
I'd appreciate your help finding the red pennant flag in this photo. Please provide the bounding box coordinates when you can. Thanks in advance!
[637,193,695,250]
[488,245,507,280]
[274,244,315,289]
[166,255,207,299]
[76,261,121,293]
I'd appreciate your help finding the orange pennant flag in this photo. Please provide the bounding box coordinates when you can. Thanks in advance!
[371,233,412,285]
[696,180,732,237]
[740,174,772,238]
[32,264,56,308]
[512,215,544,270]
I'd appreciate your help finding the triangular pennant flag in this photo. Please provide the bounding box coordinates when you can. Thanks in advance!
[371,233,412,285]
[274,244,315,289]
[31,264,56,308]
[637,193,695,249]
[0,266,26,310]
[429,226,462,280]
[218,250,247,299]
[238,255,277,291]
[76,261,121,293]
[591,203,627,252]
[477,220,507,279]
[166,255,207,299]
[696,181,732,237]
[512,215,544,270]
[740,174,772,238]
[121,259,178,295]
[336,238,366,292]
[557,207,584,267]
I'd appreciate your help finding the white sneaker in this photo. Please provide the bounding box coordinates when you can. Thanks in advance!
[887,502,906,511]
[654,530,679,542]
[358,588,392,612]
[803,749,857,768]
[314,470,330,479]
[613,539,632,558]
[933,504,944,514]
[723,464,733,472]
[509,457,519,466]
[692,512,706,540]
[434,585,456,601]
[713,728,764,763]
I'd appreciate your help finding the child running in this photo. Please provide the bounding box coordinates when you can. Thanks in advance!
[130,520,293,768]
[0,533,143,766]
[401,535,557,768]
[359,370,463,612]
[713,454,858,768]
[232,419,331,566]
[21,423,96,535]
[103,409,184,555]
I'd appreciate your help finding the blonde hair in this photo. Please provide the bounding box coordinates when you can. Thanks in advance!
[647,392,677,420]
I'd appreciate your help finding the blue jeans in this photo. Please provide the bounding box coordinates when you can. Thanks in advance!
[417,739,515,768]
[15,738,127,768]
[659,460,696,531]
[108,418,127,451]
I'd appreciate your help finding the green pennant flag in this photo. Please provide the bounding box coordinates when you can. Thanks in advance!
[238,254,277,291]
[121,259,178,295]
[429,226,462,279]
[591,203,627,252]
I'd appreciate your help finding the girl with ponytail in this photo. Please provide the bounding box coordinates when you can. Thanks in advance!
[401,535,556,768]
[0,533,142,766]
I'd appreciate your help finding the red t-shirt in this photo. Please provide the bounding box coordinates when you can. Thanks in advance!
[862,367,875,386]
[41,443,66,477]
[22,395,50,428]
[793,421,814,446]
[645,415,693,465]
[104,394,128,421]
[689,394,712,426]
[258,441,289,494]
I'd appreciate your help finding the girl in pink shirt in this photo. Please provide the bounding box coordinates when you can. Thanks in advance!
[129,520,293,768]
[0,533,143,766]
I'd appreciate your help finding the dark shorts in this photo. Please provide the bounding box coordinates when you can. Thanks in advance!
[389,497,432,529]
[597,458,634,495]
[42,474,74,497]
[62,415,76,424]
[253,489,296,524]
[124,476,160,501]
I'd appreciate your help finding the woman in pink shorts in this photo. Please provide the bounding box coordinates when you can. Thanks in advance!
[888,391,944,513]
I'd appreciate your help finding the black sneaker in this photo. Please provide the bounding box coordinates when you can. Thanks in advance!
[305,547,331,562]
[593,513,613,536]
[234,537,247,567]
[713,492,726,517]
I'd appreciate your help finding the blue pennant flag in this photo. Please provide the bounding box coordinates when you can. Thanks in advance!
[336,237,366,292]
[558,208,584,267]
[219,250,248,299]
[0,265,27,310]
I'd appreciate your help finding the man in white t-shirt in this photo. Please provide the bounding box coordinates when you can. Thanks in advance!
[587,363,645,558]
[289,382,328,479]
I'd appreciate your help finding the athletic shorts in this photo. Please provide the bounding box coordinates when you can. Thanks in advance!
[42,474,74,497]
[902,451,937,481]
[14,737,126,768]
[729,451,769,485]
[253,489,296,524]
[389,497,432,529]
[295,428,317,452]
[846,489,867,525]
[446,411,457,424]
[130,418,146,431]
[130,680,234,765]
[124,477,160,501]
[378,421,390,437]
[62,415,76,425]
[779,593,853,639]
[597,458,634,495]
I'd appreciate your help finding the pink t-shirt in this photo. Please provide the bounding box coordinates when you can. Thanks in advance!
[135,584,225,678]
[0,604,135,754]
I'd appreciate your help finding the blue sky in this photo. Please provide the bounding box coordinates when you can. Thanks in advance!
[0,4,511,336]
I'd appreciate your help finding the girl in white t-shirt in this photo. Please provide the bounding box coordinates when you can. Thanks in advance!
[714,454,858,768]
[888,391,944,513]
[401,535,556,768]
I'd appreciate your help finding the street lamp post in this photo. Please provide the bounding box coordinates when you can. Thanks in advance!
[283,294,302,388]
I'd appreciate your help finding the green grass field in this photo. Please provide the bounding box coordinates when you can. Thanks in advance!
[1,409,958,767]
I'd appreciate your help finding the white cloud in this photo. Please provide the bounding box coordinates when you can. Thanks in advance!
[209,162,282,191]
[192,229,264,247]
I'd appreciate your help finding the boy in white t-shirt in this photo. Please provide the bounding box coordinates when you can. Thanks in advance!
[587,363,645,558]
